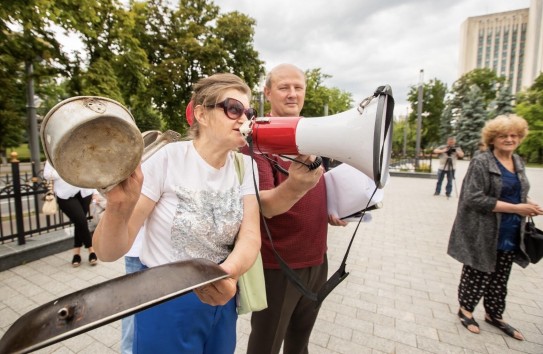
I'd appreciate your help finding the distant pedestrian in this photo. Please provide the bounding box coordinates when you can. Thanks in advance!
[448,114,543,340]
[473,141,487,157]
[120,230,145,354]
[433,137,464,197]
[43,161,98,267]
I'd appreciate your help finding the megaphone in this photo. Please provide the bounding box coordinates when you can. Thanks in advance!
[240,85,394,188]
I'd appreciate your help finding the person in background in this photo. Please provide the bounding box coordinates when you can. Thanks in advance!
[243,63,347,354]
[120,230,145,354]
[448,114,543,341]
[433,137,464,197]
[43,160,98,267]
[473,141,487,157]
[93,73,260,353]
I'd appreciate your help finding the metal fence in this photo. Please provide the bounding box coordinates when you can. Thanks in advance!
[389,155,434,173]
[0,158,72,245]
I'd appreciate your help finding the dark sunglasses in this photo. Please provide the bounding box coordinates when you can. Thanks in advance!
[205,98,256,120]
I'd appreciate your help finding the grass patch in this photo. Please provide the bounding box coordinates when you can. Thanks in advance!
[6,144,45,162]
[7,144,31,160]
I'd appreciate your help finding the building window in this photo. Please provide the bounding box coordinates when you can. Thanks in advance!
[493,36,500,70]
[485,29,493,68]
[477,32,484,68]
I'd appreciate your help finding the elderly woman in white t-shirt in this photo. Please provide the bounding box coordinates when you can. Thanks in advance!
[44,161,98,267]
[93,73,261,354]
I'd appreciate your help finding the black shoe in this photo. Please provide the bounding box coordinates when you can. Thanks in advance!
[458,309,479,334]
[485,314,524,340]
[72,254,81,268]
[434,192,439,196]
[89,252,98,266]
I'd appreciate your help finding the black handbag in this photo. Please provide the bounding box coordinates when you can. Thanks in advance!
[524,217,543,264]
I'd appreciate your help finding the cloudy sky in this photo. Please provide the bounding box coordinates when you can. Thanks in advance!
[213,0,531,115]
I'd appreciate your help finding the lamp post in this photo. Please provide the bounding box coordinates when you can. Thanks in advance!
[402,107,409,157]
[258,75,265,117]
[415,69,424,168]
[25,61,41,177]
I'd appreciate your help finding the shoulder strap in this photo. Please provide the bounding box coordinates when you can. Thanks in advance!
[233,152,245,184]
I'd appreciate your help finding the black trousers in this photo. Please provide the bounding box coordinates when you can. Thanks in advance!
[247,256,328,354]
[57,193,93,248]
[458,250,514,319]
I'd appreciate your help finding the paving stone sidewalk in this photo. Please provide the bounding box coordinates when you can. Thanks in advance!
[1,160,542,353]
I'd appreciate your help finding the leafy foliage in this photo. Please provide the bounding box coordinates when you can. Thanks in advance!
[302,68,352,117]
[406,78,447,150]
[439,99,454,141]
[515,73,543,163]
[449,68,504,109]
[456,85,487,155]
[0,54,26,151]
[489,84,514,117]
[0,0,266,151]
[436,69,520,159]
[0,0,67,155]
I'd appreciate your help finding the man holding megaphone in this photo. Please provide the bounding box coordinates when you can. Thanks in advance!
[243,63,347,354]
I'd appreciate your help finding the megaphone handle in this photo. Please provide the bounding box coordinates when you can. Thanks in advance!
[307,156,322,170]
[269,155,323,176]
[275,155,322,170]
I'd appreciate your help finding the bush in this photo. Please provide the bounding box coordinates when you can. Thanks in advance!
[416,162,431,173]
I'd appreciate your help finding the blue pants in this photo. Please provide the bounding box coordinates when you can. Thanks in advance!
[435,169,455,196]
[121,257,146,354]
[133,291,237,354]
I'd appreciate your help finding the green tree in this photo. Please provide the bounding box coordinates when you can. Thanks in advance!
[301,68,352,117]
[515,73,543,163]
[406,78,447,150]
[52,0,162,133]
[0,0,66,156]
[1,0,267,147]
[128,0,171,131]
[391,117,417,157]
[54,0,135,101]
[444,68,505,155]
[456,85,487,156]
[215,11,264,90]
[450,68,504,110]
[80,58,124,101]
[141,0,264,133]
[489,84,515,118]
[0,50,26,155]
[439,99,454,142]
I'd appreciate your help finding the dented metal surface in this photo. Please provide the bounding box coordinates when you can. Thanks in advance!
[0,259,228,354]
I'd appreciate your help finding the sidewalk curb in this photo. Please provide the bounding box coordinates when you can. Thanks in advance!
[0,228,73,272]
[390,171,437,179]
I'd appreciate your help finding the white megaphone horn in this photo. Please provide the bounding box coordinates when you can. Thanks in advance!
[240,85,394,188]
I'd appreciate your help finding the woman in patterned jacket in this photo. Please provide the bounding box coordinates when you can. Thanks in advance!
[448,114,543,341]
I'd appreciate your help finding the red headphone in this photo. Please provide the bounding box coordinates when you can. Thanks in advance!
[185,100,194,126]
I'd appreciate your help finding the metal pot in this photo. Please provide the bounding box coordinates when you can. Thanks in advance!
[40,96,144,189]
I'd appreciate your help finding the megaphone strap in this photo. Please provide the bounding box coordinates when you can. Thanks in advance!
[262,155,323,177]
[247,139,378,306]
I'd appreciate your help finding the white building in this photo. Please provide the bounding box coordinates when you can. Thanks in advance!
[458,0,543,94]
